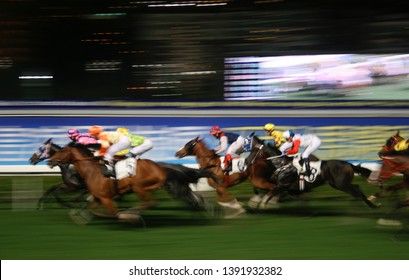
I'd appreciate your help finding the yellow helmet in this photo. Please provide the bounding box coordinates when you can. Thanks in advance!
[88,125,103,135]
[264,123,275,131]
[116,127,129,134]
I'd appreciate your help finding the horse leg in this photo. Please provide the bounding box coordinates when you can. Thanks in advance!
[369,181,408,202]
[212,184,234,203]
[98,197,119,217]
[37,183,83,210]
[131,183,158,210]
[377,197,409,227]
[181,189,205,211]
[335,182,381,208]
[37,184,62,209]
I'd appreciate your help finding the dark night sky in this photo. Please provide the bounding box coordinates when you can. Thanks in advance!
[1,0,408,100]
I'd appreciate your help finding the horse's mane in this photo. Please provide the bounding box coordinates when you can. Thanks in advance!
[193,137,216,155]
[51,142,62,149]
[68,141,97,158]
[252,135,282,156]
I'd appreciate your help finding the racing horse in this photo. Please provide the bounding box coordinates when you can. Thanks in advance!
[175,137,250,218]
[29,138,88,209]
[244,135,319,209]
[39,141,217,221]
[368,131,409,202]
[367,131,409,226]
[246,135,379,209]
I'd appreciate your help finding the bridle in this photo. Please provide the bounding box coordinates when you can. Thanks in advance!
[247,142,265,165]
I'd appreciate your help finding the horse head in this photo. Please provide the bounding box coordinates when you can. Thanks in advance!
[175,137,200,158]
[379,130,405,157]
[245,135,282,165]
[29,138,54,165]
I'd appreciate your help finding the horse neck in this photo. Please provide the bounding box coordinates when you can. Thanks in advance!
[194,142,219,169]
[70,149,104,181]
[58,163,71,173]
[50,143,62,157]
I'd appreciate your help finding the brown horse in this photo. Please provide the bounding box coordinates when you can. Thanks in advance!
[368,131,409,214]
[244,135,320,209]
[246,135,379,209]
[47,143,166,220]
[175,137,251,217]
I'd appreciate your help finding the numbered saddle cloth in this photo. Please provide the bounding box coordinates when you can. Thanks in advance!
[220,156,247,173]
[292,155,321,183]
[115,157,137,180]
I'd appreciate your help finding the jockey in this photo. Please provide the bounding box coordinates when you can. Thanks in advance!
[393,138,409,152]
[279,130,321,175]
[88,125,131,165]
[210,125,246,172]
[263,123,286,148]
[67,128,98,145]
[115,127,153,158]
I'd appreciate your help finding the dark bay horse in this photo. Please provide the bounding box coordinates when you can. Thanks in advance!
[246,135,379,209]
[29,138,88,209]
[43,142,217,221]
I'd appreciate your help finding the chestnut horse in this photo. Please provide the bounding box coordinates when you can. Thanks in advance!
[175,137,249,218]
[246,135,379,209]
[175,136,313,214]
[368,131,409,224]
[47,142,215,221]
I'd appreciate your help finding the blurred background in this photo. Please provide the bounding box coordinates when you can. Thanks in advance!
[1,0,409,101]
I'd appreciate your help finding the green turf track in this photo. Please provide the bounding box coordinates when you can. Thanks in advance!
[0,176,408,260]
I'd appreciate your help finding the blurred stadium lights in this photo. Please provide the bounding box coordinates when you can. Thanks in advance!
[18,75,53,80]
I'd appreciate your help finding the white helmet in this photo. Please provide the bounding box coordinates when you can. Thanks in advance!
[283,130,295,139]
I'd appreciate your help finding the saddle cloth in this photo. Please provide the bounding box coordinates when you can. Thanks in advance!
[291,155,321,183]
[220,156,247,173]
[114,157,137,180]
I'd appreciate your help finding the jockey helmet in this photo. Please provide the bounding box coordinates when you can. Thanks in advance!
[210,125,222,135]
[116,127,129,134]
[88,125,103,135]
[283,130,295,139]
[264,123,275,131]
[67,128,79,138]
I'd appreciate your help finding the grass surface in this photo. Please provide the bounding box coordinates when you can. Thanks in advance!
[0,176,408,260]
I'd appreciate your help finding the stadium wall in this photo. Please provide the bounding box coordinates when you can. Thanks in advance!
[1,105,408,175]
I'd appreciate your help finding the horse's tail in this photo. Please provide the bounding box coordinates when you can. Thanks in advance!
[350,163,372,179]
[159,162,218,198]
[160,162,217,183]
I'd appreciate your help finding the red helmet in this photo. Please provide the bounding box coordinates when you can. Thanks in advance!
[210,125,222,135]
[88,125,103,135]
[67,128,79,138]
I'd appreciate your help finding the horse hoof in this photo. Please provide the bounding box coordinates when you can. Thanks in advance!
[377,218,402,227]
[368,195,377,201]
[117,212,141,220]
[69,209,93,225]
[224,207,246,219]
[248,195,262,209]
[259,202,280,210]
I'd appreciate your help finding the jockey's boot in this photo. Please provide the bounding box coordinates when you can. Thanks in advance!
[302,158,311,176]
[104,159,116,177]
[224,154,232,173]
